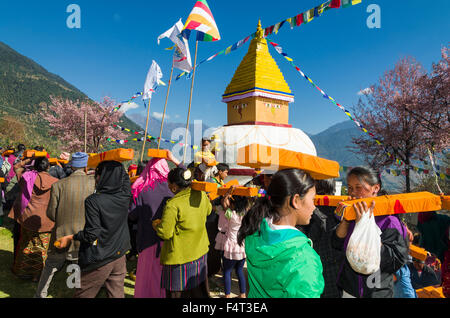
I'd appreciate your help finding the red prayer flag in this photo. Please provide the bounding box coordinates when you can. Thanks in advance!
[329,0,341,8]
[296,14,304,26]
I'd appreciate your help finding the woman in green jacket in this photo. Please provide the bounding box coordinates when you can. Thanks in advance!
[154,167,212,298]
[237,169,324,298]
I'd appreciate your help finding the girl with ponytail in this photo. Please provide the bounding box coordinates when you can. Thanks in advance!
[237,168,324,298]
[153,167,212,298]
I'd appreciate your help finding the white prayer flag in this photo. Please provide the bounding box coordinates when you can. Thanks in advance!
[157,19,193,73]
[143,60,163,100]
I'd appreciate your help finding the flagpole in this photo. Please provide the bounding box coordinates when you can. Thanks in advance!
[157,60,174,150]
[182,40,198,164]
[140,99,152,162]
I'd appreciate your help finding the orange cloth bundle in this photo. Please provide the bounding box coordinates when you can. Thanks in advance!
[0,177,4,183]
[87,148,134,168]
[441,195,450,211]
[207,180,240,201]
[237,144,340,180]
[335,192,442,221]
[191,181,218,193]
[2,150,14,156]
[416,286,445,298]
[314,195,351,207]
[217,186,258,197]
[23,150,47,158]
[147,149,169,159]
[48,158,69,165]
[409,244,428,262]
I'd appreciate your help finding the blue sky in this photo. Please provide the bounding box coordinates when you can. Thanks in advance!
[1,0,449,135]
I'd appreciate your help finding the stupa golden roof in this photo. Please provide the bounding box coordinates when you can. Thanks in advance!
[222,20,294,103]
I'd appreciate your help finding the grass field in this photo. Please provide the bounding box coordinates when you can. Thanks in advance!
[0,217,237,298]
[0,217,138,298]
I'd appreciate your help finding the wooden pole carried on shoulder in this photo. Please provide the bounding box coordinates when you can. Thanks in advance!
[182,40,199,164]
[140,98,152,162]
[157,60,174,150]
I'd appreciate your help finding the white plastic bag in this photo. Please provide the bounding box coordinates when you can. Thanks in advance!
[346,211,382,275]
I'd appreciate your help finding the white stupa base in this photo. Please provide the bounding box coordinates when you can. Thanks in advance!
[211,124,317,184]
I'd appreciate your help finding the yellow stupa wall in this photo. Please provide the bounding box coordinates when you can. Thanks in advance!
[227,97,289,126]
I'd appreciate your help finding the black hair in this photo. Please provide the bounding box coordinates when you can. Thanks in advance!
[231,195,255,216]
[194,166,205,181]
[34,157,50,172]
[216,163,229,173]
[137,160,148,176]
[17,144,26,152]
[237,169,315,246]
[187,162,195,170]
[315,179,336,195]
[347,166,384,195]
[95,161,107,178]
[34,146,45,151]
[201,137,211,144]
[168,167,192,189]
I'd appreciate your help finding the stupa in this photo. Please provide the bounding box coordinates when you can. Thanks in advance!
[212,21,317,183]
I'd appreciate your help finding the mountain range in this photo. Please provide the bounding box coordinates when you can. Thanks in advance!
[0,40,147,155]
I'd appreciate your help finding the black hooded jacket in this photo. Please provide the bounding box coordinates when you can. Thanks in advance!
[74,161,132,272]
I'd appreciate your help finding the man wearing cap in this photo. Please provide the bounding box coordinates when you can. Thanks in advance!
[407,256,440,290]
[34,152,95,298]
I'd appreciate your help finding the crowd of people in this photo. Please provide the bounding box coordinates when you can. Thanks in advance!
[0,140,449,298]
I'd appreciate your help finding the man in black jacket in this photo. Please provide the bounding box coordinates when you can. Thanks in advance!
[297,179,343,298]
[57,160,132,298]
[408,258,439,290]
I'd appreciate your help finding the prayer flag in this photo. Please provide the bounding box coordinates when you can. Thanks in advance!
[304,9,314,23]
[143,60,163,100]
[295,14,304,26]
[182,0,221,42]
[158,19,193,73]
[342,0,353,8]
[329,0,341,8]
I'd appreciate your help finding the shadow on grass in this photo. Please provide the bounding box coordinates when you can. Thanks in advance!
[0,217,137,298]
[0,249,40,298]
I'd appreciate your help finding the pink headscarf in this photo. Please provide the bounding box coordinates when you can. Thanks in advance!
[131,158,170,203]
[20,170,39,215]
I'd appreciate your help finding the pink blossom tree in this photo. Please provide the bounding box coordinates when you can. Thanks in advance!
[351,49,449,193]
[42,96,127,153]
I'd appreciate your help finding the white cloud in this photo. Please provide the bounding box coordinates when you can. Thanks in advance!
[118,101,139,113]
[153,112,170,120]
[357,87,373,96]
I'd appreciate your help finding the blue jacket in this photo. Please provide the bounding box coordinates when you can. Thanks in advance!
[393,264,417,298]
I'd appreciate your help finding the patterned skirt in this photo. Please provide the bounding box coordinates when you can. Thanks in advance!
[161,254,208,292]
[12,227,51,278]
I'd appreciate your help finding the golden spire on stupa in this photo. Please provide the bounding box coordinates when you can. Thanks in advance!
[222,20,293,103]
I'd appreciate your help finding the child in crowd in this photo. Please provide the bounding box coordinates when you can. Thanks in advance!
[218,186,253,298]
